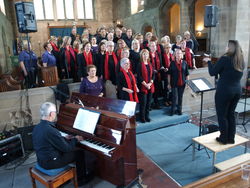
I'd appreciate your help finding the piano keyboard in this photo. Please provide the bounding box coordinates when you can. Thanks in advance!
[80,139,115,157]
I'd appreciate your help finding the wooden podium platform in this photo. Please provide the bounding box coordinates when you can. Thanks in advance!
[183,164,249,188]
[192,131,249,169]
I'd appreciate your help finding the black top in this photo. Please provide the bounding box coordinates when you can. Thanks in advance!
[208,56,243,93]
[117,71,134,100]
[77,52,96,79]
[122,35,133,49]
[137,63,155,90]
[95,52,105,77]
[32,120,77,163]
[129,50,140,74]
[103,54,117,85]
[171,44,181,52]
[168,60,189,87]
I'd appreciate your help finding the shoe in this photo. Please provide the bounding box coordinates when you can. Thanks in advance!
[178,111,182,115]
[153,103,161,109]
[169,111,174,116]
[140,118,146,123]
[216,137,227,145]
[228,139,235,144]
[145,117,151,122]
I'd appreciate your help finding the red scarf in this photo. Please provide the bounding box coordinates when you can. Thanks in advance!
[185,48,192,68]
[150,52,161,70]
[163,53,172,68]
[65,46,76,72]
[150,52,161,80]
[157,44,161,54]
[117,49,122,60]
[141,62,155,94]
[74,48,79,54]
[176,60,183,86]
[121,69,139,102]
[83,51,93,66]
[104,52,118,80]
[50,42,59,52]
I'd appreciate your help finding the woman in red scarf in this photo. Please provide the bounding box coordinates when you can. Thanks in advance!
[60,36,78,82]
[149,40,164,109]
[49,36,62,79]
[168,49,189,116]
[103,41,118,98]
[162,43,173,106]
[137,49,155,123]
[117,58,139,102]
[77,42,95,81]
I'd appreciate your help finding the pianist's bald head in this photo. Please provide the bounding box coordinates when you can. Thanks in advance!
[40,102,57,121]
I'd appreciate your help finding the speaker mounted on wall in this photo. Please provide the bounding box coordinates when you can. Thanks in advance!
[204,5,218,27]
[15,2,37,33]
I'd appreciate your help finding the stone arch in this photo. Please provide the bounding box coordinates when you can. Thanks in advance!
[159,0,196,39]
[159,0,180,40]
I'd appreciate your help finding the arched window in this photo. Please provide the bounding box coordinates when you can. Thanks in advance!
[131,0,144,15]
[0,0,5,15]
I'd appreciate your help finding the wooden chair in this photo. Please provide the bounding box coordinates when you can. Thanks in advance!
[29,166,78,188]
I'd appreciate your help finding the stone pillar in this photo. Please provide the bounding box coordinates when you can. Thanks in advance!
[211,0,250,66]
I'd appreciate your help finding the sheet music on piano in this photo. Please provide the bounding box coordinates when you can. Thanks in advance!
[73,108,101,134]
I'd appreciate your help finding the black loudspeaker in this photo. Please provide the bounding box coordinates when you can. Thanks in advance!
[17,125,35,151]
[204,5,218,27]
[15,2,37,33]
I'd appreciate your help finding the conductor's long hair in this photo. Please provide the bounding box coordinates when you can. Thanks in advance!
[225,40,244,72]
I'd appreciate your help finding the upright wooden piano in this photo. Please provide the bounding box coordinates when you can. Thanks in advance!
[56,93,138,187]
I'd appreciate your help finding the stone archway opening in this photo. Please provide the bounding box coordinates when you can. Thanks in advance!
[170,3,180,40]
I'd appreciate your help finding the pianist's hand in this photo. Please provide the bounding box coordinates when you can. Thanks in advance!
[75,135,83,142]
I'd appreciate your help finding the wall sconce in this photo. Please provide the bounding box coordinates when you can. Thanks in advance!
[196,31,202,37]
[116,20,121,25]
[196,25,204,37]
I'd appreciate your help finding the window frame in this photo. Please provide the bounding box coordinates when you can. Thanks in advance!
[34,0,95,21]
[34,0,54,20]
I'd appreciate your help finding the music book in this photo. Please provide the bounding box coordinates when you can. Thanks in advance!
[73,108,101,134]
[187,78,215,93]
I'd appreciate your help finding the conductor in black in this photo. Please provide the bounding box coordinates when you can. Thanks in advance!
[203,40,245,144]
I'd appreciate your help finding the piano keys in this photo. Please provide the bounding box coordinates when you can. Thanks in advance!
[56,95,138,187]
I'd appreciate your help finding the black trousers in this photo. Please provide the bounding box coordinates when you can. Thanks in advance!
[38,149,89,180]
[215,90,241,142]
[162,77,170,102]
[139,92,152,120]
[153,77,163,104]
[171,85,185,113]
[24,69,37,88]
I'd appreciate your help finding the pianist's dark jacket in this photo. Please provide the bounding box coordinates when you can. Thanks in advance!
[32,120,77,166]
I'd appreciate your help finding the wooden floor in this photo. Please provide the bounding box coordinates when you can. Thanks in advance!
[137,148,180,188]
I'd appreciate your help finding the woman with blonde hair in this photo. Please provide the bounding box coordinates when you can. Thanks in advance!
[203,40,245,144]
[137,49,155,123]
[60,36,78,82]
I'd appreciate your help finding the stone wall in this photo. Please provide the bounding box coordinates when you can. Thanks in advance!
[0,83,80,131]
[0,68,216,131]
[0,8,14,73]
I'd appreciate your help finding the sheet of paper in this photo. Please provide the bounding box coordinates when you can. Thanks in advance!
[192,79,210,91]
[73,108,100,134]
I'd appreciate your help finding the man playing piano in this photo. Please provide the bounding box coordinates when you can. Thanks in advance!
[32,102,91,186]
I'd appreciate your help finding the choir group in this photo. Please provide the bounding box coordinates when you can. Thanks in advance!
[19,25,197,123]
